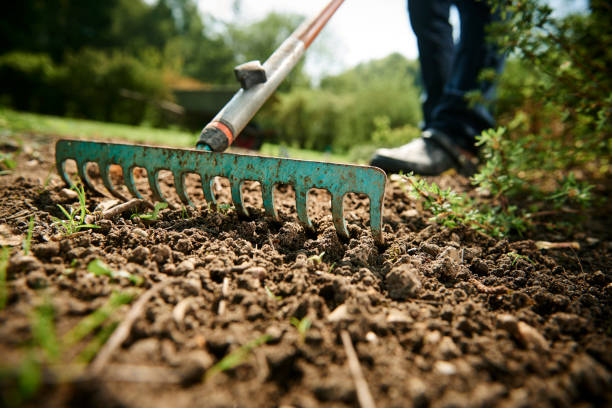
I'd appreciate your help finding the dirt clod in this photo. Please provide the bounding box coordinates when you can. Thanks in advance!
[386,264,422,300]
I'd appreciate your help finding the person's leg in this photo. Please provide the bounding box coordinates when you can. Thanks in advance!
[370,0,504,175]
[428,0,505,153]
[407,0,454,128]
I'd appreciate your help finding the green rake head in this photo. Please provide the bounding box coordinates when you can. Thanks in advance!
[55,139,387,243]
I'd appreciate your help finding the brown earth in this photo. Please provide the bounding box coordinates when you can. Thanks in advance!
[0,132,611,408]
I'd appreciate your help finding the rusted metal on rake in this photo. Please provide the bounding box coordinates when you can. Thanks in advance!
[55,139,386,243]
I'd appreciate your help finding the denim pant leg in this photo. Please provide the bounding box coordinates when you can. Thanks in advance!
[429,0,505,152]
[408,0,505,152]
[407,0,454,128]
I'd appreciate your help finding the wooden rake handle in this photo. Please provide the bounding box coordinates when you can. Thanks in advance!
[197,0,346,152]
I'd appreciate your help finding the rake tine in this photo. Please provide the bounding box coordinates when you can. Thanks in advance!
[56,158,72,187]
[200,174,217,210]
[261,182,278,219]
[230,178,248,216]
[174,171,194,207]
[146,168,165,203]
[76,160,99,193]
[122,166,143,199]
[294,184,312,228]
[99,162,129,201]
[369,203,383,245]
[331,193,349,239]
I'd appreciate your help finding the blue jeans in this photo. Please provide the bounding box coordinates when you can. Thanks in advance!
[408,0,505,153]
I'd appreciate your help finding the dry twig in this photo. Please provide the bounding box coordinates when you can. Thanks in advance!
[340,330,376,408]
[88,278,179,376]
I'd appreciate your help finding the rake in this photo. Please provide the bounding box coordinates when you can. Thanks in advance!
[55,0,387,243]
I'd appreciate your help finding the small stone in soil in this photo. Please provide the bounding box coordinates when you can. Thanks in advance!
[386,264,422,300]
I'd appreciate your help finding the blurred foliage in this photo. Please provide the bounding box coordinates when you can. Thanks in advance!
[408,0,611,237]
[260,53,423,153]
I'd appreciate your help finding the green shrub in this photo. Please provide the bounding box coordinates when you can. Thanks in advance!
[0,52,64,114]
[61,49,170,125]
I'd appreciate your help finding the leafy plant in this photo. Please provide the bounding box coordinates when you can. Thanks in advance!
[87,259,143,286]
[131,201,168,221]
[52,182,99,235]
[290,316,311,343]
[204,334,271,381]
[22,216,34,255]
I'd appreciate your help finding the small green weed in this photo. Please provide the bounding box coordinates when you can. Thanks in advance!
[22,216,34,255]
[204,334,271,381]
[131,202,168,221]
[1,291,133,405]
[52,182,99,235]
[307,252,325,264]
[62,291,133,347]
[31,299,60,362]
[0,151,17,175]
[290,316,311,343]
[217,203,233,215]
[87,259,143,286]
[0,247,8,310]
[264,285,282,301]
[76,321,119,364]
[509,251,534,267]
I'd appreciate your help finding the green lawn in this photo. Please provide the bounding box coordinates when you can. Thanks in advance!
[0,109,350,163]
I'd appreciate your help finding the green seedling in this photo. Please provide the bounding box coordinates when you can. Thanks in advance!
[204,334,271,381]
[131,202,168,221]
[0,247,8,310]
[52,182,99,235]
[0,151,17,175]
[290,316,311,343]
[217,203,233,215]
[30,299,60,362]
[328,262,336,274]
[22,216,34,255]
[63,291,133,347]
[265,285,282,301]
[76,321,119,364]
[509,251,534,267]
[181,205,188,220]
[87,259,143,286]
[307,251,325,264]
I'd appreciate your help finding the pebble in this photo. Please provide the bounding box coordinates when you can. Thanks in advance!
[175,259,195,275]
[132,228,148,239]
[59,188,78,200]
[365,331,379,344]
[497,314,549,352]
[437,336,461,360]
[129,246,150,264]
[434,360,457,376]
[327,304,351,322]
[387,309,412,324]
[244,266,267,280]
[517,321,549,352]
[386,264,422,300]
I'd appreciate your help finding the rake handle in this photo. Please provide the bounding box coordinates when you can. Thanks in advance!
[197,0,346,152]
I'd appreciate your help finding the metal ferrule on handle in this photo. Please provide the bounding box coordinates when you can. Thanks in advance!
[197,0,345,152]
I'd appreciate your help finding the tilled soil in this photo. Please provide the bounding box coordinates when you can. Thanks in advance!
[0,133,611,408]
